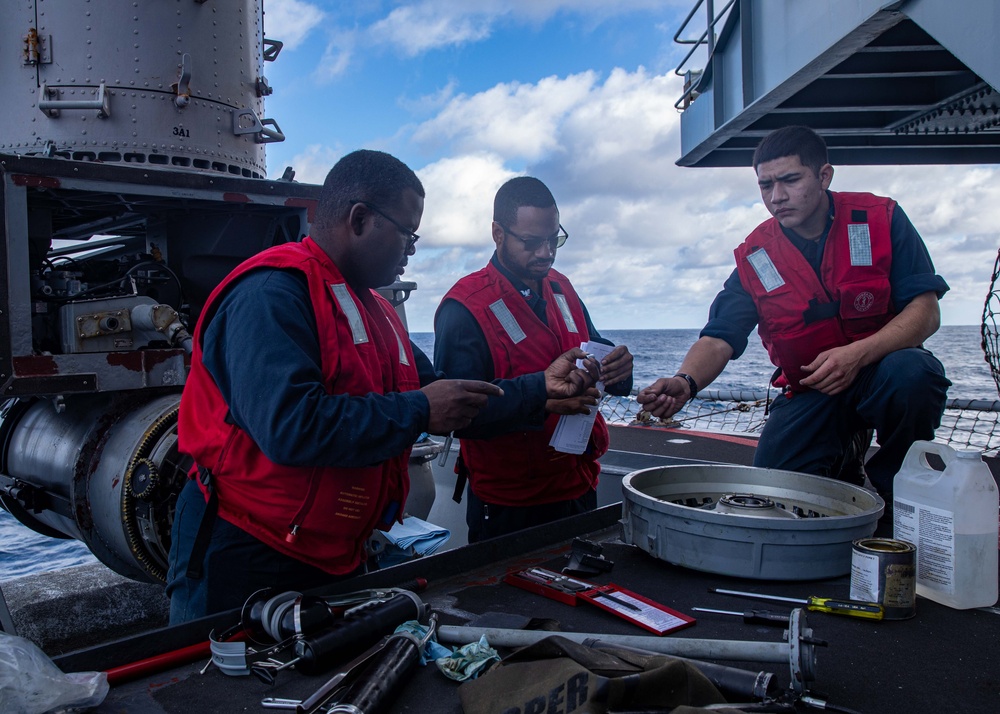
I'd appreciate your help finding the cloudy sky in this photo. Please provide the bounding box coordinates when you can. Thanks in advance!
[259,0,998,332]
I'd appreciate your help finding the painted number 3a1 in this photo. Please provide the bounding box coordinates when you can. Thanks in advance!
[172,126,190,137]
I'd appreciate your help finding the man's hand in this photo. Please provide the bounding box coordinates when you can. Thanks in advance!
[546,388,601,416]
[544,348,600,399]
[600,345,633,387]
[798,342,866,395]
[636,376,691,420]
[798,292,940,395]
[420,379,504,434]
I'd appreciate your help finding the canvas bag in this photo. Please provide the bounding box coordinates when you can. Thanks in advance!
[458,635,750,714]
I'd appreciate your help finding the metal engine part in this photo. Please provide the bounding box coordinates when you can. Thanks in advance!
[621,464,884,580]
[0,393,190,583]
[0,0,436,585]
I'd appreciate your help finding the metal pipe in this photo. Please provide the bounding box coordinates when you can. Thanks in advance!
[439,625,791,662]
[438,608,820,693]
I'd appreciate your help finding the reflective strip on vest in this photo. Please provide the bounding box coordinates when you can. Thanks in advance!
[389,321,410,366]
[746,248,785,293]
[489,299,526,344]
[848,224,873,266]
[553,293,579,334]
[330,283,369,344]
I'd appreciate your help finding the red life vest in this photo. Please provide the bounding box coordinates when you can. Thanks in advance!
[735,191,896,392]
[441,263,609,506]
[178,238,419,574]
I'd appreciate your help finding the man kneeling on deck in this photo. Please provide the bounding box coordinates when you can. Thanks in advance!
[639,125,951,525]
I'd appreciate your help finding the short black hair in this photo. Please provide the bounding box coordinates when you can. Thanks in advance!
[493,176,556,228]
[752,126,829,175]
[315,150,424,230]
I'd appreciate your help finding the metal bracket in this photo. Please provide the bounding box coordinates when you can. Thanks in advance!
[263,38,283,62]
[387,286,412,307]
[39,83,110,119]
[22,28,52,65]
[232,108,285,143]
[172,53,193,108]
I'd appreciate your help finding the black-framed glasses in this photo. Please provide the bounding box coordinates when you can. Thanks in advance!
[350,199,420,250]
[501,224,568,252]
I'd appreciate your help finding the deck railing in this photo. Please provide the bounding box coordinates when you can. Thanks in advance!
[601,390,1000,456]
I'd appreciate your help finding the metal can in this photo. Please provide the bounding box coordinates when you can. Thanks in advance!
[850,538,916,620]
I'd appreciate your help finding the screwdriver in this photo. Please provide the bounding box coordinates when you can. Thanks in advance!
[709,587,884,620]
[690,607,790,627]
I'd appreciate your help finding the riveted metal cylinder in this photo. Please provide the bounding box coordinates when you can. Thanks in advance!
[1,0,278,177]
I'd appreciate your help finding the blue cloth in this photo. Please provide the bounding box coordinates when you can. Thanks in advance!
[701,200,950,359]
[435,635,501,682]
[753,348,950,497]
[373,516,451,568]
[393,620,452,665]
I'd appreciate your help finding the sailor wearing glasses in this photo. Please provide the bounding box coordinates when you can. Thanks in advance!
[434,177,634,542]
[167,154,601,622]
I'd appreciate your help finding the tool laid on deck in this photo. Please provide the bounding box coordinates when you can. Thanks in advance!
[439,607,824,694]
[261,615,439,714]
[709,588,884,620]
[207,587,426,682]
[505,567,695,635]
[691,607,791,627]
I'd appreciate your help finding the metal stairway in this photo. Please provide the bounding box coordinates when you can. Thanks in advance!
[675,0,1000,167]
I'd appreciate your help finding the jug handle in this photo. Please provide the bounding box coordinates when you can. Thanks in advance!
[899,440,954,476]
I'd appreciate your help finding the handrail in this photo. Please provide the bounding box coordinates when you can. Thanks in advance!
[673,0,737,111]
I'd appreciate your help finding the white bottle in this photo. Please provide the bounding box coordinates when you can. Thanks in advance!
[893,441,999,609]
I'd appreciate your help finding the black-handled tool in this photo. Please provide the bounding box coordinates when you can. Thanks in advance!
[709,588,884,620]
[691,607,790,626]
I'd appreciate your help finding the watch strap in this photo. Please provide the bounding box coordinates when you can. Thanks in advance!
[674,372,699,399]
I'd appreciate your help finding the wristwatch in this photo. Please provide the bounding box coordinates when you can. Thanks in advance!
[674,372,699,399]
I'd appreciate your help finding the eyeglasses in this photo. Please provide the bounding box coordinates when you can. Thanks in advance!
[501,224,569,252]
[351,199,420,250]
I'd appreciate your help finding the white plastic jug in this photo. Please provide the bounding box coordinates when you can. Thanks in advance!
[893,441,999,609]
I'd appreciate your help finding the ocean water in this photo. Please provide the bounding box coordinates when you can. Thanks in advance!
[414,324,997,401]
[1,326,995,581]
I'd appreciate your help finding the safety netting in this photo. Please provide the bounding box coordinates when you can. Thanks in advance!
[983,248,1000,400]
[600,390,1000,457]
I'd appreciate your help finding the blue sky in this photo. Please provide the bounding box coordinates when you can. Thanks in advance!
[259,0,998,332]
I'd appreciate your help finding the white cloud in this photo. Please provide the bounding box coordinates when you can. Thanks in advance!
[417,153,517,247]
[366,1,689,54]
[300,1,684,78]
[264,0,326,47]
[397,67,999,331]
[277,143,343,184]
[412,72,599,160]
[369,5,497,56]
[314,30,354,82]
[399,80,460,115]
[401,67,760,330]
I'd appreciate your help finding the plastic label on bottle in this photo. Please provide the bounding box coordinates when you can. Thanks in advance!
[894,497,955,594]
